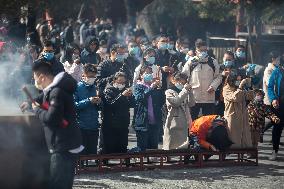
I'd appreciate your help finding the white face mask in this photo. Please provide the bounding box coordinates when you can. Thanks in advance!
[113,83,125,90]
[84,78,96,85]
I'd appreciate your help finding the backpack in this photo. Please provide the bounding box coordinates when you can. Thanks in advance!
[189,56,216,76]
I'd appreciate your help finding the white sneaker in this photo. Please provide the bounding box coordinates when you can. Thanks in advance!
[269,152,277,161]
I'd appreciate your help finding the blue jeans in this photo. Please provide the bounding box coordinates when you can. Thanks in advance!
[49,152,78,189]
[136,124,159,151]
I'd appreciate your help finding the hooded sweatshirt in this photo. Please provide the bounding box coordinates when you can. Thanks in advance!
[34,72,82,153]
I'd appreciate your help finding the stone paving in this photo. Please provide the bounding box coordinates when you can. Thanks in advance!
[73,126,284,189]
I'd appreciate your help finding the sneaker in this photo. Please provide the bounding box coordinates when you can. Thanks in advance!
[269,152,277,161]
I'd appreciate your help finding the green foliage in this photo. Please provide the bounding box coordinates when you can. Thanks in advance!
[195,0,235,22]
[261,2,284,24]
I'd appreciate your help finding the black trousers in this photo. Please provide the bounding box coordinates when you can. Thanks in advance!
[80,129,99,155]
[191,103,215,121]
[102,126,129,154]
[49,152,78,189]
[272,104,284,153]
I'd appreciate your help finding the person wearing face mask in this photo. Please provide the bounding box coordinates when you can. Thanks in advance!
[222,72,254,148]
[96,40,109,61]
[21,60,83,189]
[125,41,140,82]
[215,51,237,116]
[267,57,284,160]
[263,51,281,106]
[80,37,101,65]
[173,38,191,72]
[38,40,64,75]
[74,64,101,157]
[163,72,194,150]
[235,44,246,69]
[96,44,131,94]
[102,72,135,154]
[182,39,222,121]
[155,35,176,90]
[247,89,280,151]
[133,67,164,151]
[133,47,162,85]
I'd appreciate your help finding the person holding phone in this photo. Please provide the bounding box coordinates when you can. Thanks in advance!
[102,72,135,154]
[223,72,254,148]
[163,72,193,150]
[74,64,101,156]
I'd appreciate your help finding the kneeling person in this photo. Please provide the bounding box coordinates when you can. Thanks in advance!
[189,115,233,152]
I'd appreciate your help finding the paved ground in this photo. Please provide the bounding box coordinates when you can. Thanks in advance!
[73,116,284,189]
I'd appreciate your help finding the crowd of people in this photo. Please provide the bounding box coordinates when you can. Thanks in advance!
[1,17,284,189]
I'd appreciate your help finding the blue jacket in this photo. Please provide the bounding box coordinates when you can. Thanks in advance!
[268,67,283,102]
[74,81,100,130]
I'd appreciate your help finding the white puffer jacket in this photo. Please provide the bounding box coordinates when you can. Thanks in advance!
[182,58,222,103]
[263,63,276,105]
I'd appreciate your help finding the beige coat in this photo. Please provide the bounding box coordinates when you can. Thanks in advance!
[163,88,192,150]
[263,63,276,105]
[223,84,254,148]
[182,59,222,103]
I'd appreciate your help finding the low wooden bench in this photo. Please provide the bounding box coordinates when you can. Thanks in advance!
[76,148,258,174]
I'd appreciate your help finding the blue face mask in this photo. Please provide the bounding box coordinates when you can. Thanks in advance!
[223,60,235,68]
[198,51,208,62]
[236,51,245,59]
[159,43,168,50]
[145,56,155,65]
[129,47,139,56]
[185,54,190,62]
[167,44,174,50]
[175,83,184,90]
[116,54,125,62]
[143,74,153,82]
[43,52,54,61]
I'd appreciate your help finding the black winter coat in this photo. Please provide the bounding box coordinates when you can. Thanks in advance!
[96,59,131,93]
[34,73,82,153]
[102,83,135,129]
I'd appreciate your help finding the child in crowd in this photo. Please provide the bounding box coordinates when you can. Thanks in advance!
[74,64,101,155]
[134,66,164,151]
[163,72,193,150]
[248,89,280,148]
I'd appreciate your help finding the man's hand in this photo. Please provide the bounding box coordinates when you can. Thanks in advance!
[207,86,215,94]
[272,99,279,109]
[90,97,101,104]
[151,80,160,89]
[239,78,251,89]
[20,102,29,112]
[162,66,174,73]
[32,102,40,111]
[184,83,192,91]
[274,117,281,124]
[122,88,132,97]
